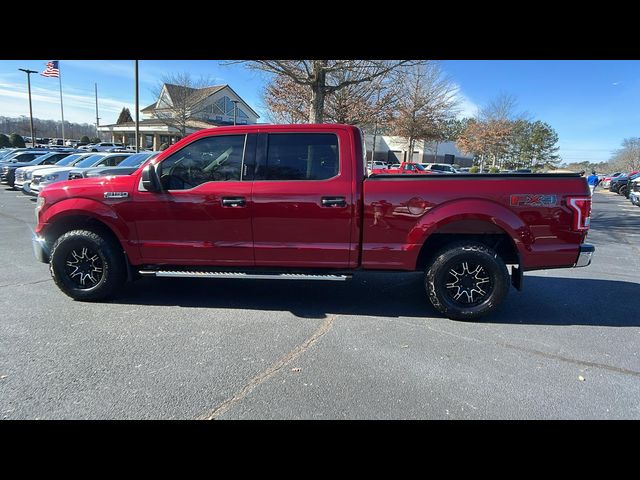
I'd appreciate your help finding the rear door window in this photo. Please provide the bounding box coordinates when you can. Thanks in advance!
[259,133,338,181]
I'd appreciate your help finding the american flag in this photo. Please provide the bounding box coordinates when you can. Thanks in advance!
[41,60,60,78]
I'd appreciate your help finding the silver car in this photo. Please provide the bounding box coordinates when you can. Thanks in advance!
[29,153,132,194]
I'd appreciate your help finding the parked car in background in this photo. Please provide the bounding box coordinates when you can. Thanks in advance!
[601,173,622,189]
[610,171,640,195]
[423,163,458,174]
[629,176,640,206]
[17,153,95,194]
[72,151,159,179]
[107,146,137,153]
[13,151,75,190]
[372,162,435,175]
[0,150,51,165]
[30,153,132,194]
[621,172,640,198]
[1,150,68,188]
[80,142,125,152]
[0,148,22,161]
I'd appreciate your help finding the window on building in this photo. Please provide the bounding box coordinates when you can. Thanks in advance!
[259,134,339,181]
[157,135,246,190]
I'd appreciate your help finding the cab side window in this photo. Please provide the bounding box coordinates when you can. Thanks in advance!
[157,135,246,190]
[260,133,338,181]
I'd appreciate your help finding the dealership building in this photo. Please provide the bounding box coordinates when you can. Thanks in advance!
[97,83,259,150]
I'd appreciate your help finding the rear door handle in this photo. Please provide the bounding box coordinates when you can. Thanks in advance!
[221,197,246,207]
[321,196,347,208]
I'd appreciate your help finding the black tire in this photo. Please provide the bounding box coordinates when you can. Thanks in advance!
[425,242,510,321]
[49,229,126,301]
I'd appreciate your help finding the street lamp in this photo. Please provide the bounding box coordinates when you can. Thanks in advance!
[18,68,37,147]
[231,100,239,125]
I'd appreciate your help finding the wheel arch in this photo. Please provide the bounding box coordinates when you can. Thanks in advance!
[411,199,530,271]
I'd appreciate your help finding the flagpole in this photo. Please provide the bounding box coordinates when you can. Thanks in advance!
[58,62,65,143]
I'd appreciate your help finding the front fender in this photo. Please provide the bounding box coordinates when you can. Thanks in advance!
[37,197,132,244]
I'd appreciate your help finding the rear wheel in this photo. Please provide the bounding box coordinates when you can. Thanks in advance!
[425,242,510,321]
[49,229,126,301]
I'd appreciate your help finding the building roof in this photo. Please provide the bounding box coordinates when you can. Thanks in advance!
[140,102,156,113]
[142,83,258,118]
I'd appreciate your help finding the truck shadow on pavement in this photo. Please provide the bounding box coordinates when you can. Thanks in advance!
[110,272,640,326]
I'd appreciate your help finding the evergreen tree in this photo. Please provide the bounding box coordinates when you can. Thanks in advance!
[9,133,25,148]
[0,133,11,148]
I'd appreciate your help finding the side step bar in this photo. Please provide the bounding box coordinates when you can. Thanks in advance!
[138,270,351,282]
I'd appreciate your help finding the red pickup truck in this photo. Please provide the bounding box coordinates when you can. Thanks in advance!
[32,124,594,320]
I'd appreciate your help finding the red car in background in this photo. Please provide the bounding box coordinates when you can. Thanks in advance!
[601,172,623,188]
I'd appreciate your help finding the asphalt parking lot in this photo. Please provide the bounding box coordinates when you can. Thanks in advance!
[1,186,639,419]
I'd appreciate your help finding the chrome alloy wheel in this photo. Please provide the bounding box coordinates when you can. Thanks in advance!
[445,261,493,306]
[64,247,104,288]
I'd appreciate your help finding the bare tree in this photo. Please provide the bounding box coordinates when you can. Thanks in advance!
[610,137,640,171]
[236,60,421,123]
[392,62,459,162]
[263,70,399,126]
[263,75,310,124]
[478,93,528,123]
[457,93,529,171]
[150,72,216,137]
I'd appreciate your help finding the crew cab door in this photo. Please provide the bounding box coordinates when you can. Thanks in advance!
[131,133,255,265]
[251,130,353,268]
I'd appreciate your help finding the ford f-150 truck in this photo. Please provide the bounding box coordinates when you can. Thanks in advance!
[32,124,594,320]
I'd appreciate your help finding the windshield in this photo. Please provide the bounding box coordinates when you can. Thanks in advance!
[27,156,49,165]
[414,164,426,171]
[54,154,85,166]
[74,154,105,168]
[116,152,154,167]
[0,149,17,160]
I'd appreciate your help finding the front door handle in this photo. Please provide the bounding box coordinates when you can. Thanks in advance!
[221,197,246,207]
[321,196,347,208]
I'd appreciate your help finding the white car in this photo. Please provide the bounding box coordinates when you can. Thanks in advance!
[29,153,132,194]
[630,177,640,206]
[17,153,95,193]
[78,142,125,152]
[423,163,458,174]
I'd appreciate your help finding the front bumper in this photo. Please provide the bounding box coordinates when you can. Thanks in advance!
[32,234,49,263]
[574,244,595,268]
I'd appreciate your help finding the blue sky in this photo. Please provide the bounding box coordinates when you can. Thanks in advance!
[1,59,638,164]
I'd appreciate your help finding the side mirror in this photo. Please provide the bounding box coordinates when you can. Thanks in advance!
[141,164,161,192]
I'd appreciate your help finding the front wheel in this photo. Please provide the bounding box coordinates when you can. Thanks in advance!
[49,229,126,301]
[425,242,510,321]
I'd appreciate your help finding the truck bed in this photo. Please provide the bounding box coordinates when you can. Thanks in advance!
[362,173,590,271]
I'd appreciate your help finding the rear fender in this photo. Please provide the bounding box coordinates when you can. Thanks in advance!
[410,198,533,257]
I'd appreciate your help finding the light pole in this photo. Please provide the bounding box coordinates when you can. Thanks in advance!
[134,60,140,152]
[18,68,37,147]
[231,100,239,125]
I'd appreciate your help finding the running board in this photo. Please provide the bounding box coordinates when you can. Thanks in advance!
[138,270,351,282]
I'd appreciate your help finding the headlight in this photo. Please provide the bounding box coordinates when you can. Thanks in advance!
[26,172,32,179]
[44,173,59,182]
[36,195,45,209]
